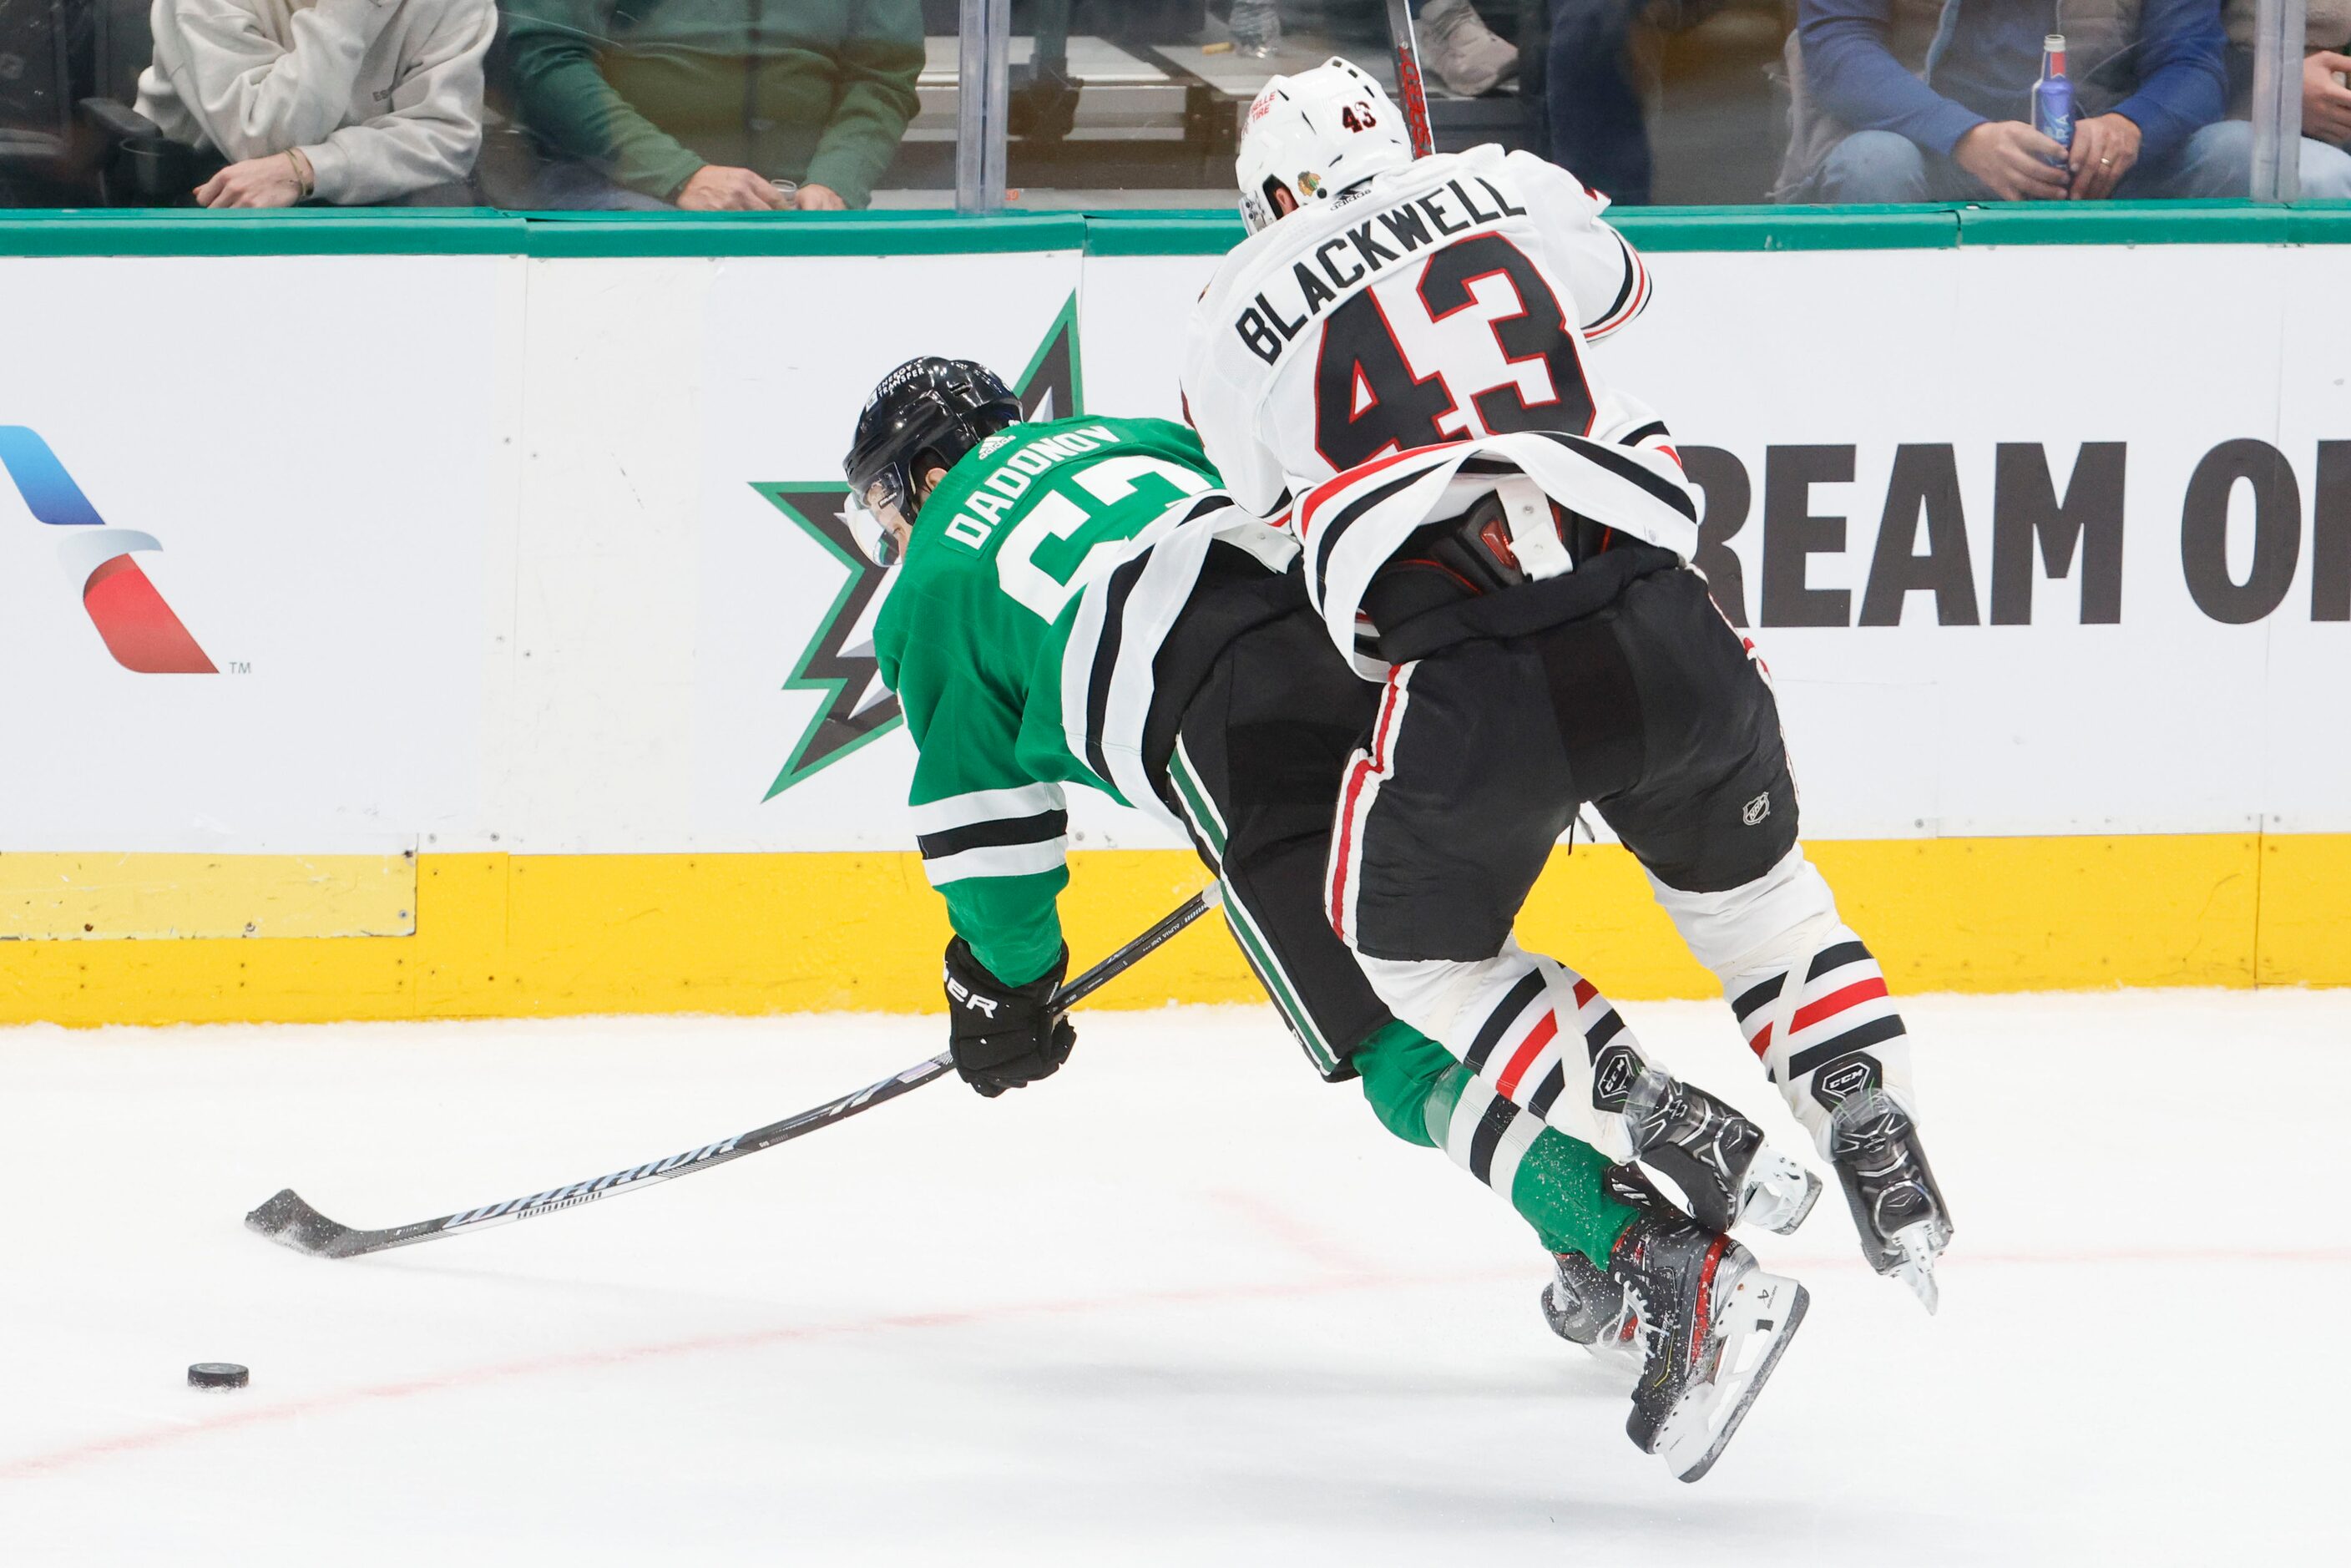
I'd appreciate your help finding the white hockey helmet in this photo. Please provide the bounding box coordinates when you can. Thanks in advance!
[1235,57,1415,234]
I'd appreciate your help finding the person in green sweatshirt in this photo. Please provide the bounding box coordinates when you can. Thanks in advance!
[499,0,923,210]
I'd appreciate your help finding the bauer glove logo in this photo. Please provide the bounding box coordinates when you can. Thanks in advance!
[943,974,1002,1019]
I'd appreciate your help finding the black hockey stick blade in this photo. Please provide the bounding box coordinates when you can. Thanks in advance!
[246,1188,367,1258]
[245,885,1219,1260]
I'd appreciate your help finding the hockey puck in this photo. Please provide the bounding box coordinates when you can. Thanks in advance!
[187,1363,249,1389]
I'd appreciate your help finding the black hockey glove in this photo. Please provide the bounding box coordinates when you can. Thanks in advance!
[943,938,1075,1098]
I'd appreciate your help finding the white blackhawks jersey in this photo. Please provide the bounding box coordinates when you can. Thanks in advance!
[1179,143,1701,672]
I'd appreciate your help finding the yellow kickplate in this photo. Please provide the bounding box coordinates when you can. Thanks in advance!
[0,853,417,940]
[0,835,2338,1027]
[2259,834,2351,988]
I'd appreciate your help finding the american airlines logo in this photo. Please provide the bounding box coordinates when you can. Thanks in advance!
[0,426,219,674]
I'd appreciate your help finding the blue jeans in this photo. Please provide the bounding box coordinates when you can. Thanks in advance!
[2294,133,2351,198]
[1813,119,2351,201]
[1546,0,1650,204]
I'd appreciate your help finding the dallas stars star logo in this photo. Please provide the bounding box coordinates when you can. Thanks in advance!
[752,297,1081,799]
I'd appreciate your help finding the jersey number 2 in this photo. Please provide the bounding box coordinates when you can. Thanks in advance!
[1312,233,1596,473]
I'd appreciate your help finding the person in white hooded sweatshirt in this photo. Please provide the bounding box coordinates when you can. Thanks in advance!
[135,0,494,206]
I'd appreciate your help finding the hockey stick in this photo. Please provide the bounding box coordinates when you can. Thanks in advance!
[246,885,1222,1260]
[1385,0,1437,157]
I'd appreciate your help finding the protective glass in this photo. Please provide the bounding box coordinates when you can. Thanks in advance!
[936,4,2312,215]
[845,478,912,569]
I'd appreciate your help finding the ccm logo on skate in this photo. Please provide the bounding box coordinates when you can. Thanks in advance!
[1812,1055,1883,1109]
[0,427,217,674]
[1591,1043,1641,1110]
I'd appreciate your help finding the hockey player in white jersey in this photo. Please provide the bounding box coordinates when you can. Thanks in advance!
[1181,60,1954,1466]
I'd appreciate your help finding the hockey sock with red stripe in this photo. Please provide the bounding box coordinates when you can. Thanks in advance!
[1353,1020,1638,1265]
[1354,946,1656,1161]
[1727,928,1914,1146]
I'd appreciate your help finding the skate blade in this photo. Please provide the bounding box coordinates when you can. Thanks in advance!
[1738,1150,1824,1237]
[1655,1271,1809,1485]
[1888,1221,1949,1315]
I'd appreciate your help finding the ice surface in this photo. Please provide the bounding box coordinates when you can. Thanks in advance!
[3,992,2343,1565]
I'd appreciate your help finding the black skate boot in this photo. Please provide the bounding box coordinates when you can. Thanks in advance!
[1625,1070,1823,1237]
[1829,1089,1953,1314]
[1610,1211,1809,1484]
[1542,1250,1640,1370]
[1540,1166,1664,1369]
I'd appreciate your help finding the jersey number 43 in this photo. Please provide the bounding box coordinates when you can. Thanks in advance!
[1312,233,1597,472]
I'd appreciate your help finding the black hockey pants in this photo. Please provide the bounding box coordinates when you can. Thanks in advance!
[1150,574,1397,1082]
[1327,554,1916,1157]
[1330,557,1798,963]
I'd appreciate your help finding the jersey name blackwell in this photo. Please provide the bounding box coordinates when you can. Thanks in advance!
[1232,176,1529,367]
[940,423,1121,549]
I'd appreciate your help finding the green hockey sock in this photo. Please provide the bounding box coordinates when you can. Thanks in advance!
[1352,1019,1637,1267]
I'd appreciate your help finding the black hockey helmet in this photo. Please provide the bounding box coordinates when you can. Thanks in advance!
[842,357,1022,565]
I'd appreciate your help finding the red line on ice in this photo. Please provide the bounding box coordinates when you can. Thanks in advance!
[8,1246,2349,1481]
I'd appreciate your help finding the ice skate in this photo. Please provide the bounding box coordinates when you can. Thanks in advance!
[1829,1088,1953,1313]
[1542,1164,1671,1370]
[1418,0,1520,97]
[1541,1249,1641,1373]
[1610,1211,1808,1484]
[1626,1069,1823,1237]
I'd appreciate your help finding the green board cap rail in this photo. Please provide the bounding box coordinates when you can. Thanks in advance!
[1,200,2347,258]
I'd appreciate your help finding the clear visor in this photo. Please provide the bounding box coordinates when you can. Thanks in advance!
[1237,185,1272,235]
[843,477,913,569]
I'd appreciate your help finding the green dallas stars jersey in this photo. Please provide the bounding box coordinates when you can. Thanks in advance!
[873,416,1642,1275]
[875,414,1289,989]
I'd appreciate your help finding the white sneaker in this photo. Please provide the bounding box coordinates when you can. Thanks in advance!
[1418,0,1520,98]
[1230,0,1282,58]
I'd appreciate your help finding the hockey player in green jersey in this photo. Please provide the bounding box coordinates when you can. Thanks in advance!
[845,357,1815,1480]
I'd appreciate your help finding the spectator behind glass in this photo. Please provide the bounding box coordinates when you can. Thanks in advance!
[2222,0,2351,195]
[1545,0,1722,205]
[498,0,923,211]
[136,0,494,207]
[1780,0,2258,202]
[1228,3,1519,96]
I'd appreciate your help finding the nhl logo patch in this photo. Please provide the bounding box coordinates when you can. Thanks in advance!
[1742,792,1771,827]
